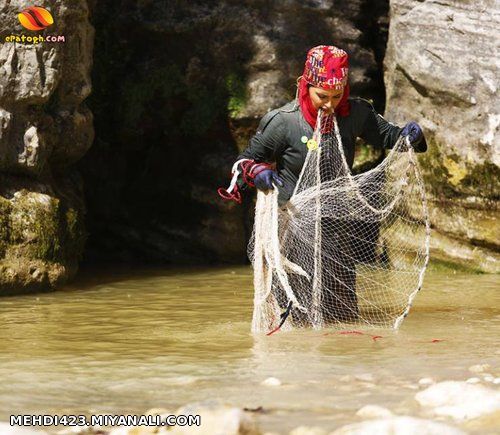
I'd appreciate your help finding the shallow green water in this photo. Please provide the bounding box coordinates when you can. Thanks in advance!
[0,266,498,433]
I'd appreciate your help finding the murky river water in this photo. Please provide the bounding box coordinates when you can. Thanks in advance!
[0,266,498,433]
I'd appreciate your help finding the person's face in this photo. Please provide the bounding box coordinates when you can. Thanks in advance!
[308,86,344,114]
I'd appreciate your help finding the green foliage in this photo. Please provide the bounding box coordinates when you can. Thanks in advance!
[0,197,11,258]
[225,72,247,118]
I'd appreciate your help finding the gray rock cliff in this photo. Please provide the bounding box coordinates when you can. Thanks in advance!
[385,0,499,272]
[0,0,93,293]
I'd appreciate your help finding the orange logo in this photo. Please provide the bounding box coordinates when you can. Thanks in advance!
[18,6,54,31]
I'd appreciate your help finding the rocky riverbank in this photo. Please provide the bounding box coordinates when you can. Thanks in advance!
[5,376,499,435]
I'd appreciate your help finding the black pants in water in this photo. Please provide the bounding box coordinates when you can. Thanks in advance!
[274,217,359,325]
[273,143,367,325]
[318,217,359,322]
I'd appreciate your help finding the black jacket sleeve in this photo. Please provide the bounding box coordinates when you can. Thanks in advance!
[233,109,286,192]
[236,110,286,163]
[358,101,402,150]
[357,100,427,152]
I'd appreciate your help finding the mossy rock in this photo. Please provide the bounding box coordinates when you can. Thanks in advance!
[418,137,500,202]
[0,258,71,296]
[7,190,86,264]
[9,191,60,260]
[0,186,85,295]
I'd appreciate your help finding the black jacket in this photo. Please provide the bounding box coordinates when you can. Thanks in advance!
[237,98,426,205]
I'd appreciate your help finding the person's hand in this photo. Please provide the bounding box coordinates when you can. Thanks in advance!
[254,169,284,191]
[401,121,424,146]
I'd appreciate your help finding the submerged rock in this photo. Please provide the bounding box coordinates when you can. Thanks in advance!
[356,404,393,418]
[469,364,491,373]
[415,381,500,420]
[330,416,465,434]
[262,377,282,387]
[418,378,435,386]
[354,373,374,382]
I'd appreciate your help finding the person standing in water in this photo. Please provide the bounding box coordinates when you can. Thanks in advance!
[219,45,427,324]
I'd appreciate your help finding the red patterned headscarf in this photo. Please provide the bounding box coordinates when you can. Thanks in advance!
[298,45,350,130]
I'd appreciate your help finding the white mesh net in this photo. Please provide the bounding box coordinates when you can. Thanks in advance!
[249,112,430,334]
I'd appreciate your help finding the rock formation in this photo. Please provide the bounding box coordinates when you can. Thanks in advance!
[385,0,499,272]
[0,0,93,293]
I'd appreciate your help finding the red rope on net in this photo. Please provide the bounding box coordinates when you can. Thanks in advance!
[218,160,273,204]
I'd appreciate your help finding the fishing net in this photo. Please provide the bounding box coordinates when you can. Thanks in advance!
[249,112,430,334]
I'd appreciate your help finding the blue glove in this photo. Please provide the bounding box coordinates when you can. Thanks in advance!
[254,169,284,191]
[401,121,424,146]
